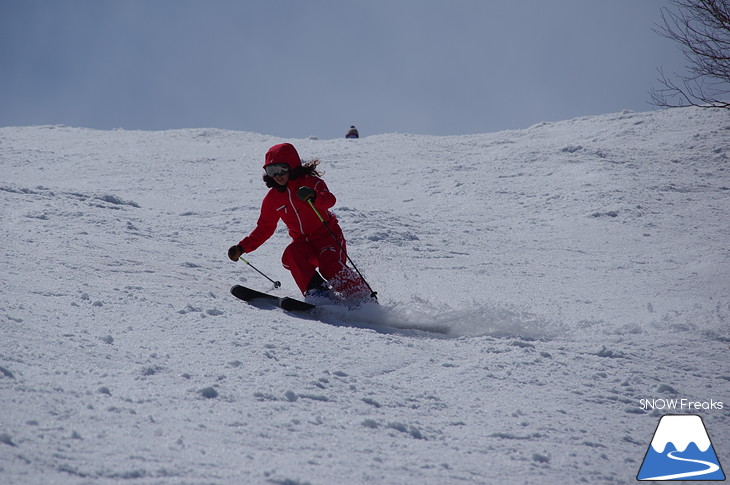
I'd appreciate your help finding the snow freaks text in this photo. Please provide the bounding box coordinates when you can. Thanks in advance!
[639,398,724,411]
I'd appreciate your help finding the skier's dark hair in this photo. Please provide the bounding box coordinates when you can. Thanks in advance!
[263,160,323,191]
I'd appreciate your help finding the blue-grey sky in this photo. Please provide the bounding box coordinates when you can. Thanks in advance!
[1,1,688,139]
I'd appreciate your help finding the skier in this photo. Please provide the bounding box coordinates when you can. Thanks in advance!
[228,143,372,305]
[346,126,359,139]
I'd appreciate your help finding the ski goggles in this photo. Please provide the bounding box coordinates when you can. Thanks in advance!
[265,163,290,178]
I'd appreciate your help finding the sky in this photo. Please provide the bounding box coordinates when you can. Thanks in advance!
[0,0,690,139]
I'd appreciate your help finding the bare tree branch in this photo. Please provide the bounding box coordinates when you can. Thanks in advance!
[651,0,730,109]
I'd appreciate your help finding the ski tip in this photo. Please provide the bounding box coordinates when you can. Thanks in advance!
[280,297,317,312]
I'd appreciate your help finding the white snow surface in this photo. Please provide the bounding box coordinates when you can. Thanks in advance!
[1,107,729,484]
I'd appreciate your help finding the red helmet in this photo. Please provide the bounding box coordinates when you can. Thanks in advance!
[263,143,302,171]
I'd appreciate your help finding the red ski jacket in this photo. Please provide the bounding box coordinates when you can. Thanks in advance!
[238,174,340,253]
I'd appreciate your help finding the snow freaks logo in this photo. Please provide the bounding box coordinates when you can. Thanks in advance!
[637,414,726,481]
[639,398,724,411]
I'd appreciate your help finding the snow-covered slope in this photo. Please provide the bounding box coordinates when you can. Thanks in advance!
[1,107,728,484]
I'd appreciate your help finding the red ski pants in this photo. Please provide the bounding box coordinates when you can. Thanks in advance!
[281,230,368,298]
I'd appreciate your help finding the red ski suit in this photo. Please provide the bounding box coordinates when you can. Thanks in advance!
[238,145,367,297]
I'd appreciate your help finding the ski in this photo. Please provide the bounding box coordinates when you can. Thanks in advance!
[230,285,316,312]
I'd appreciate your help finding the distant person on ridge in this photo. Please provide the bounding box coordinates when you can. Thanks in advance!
[346,126,359,139]
[228,143,372,305]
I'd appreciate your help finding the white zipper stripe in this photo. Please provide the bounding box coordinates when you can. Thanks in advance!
[287,187,305,234]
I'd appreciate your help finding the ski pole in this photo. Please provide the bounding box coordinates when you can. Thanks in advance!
[237,255,281,288]
[304,198,377,299]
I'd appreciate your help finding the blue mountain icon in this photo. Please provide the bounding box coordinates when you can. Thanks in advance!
[637,414,725,481]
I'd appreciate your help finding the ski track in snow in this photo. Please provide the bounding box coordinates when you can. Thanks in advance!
[1,108,729,484]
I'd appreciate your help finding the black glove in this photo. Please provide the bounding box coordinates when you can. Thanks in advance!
[228,244,244,261]
[297,186,316,202]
